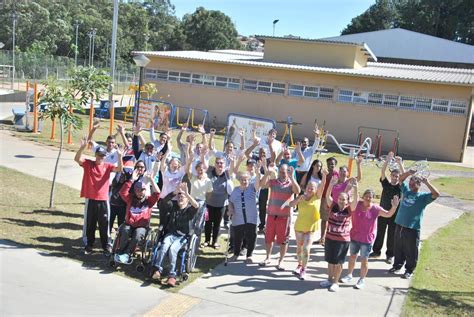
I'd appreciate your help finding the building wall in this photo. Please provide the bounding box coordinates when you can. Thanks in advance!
[263,39,361,68]
[145,57,472,161]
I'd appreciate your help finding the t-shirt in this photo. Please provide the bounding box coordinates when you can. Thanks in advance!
[294,196,320,232]
[350,201,383,244]
[279,159,299,178]
[190,152,210,177]
[395,182,434,230]
[80,159,115,201]
[331,179,351,202]
[206,168,231,207]
[92,142,118,183]
[138,152,157,172]
[229,184,259,226]
[212,149,242,168]
[326,203,352,242]
[258,138,282,157]
[293,143,317,172]
[267,178,294,217]
[160,167,186,198]
[190,176,213,201]
[380,178,402,211]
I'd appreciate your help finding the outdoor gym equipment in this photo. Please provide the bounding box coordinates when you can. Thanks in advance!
[173,105,209,130]
[407,160,430,179]
[278,116,301,147]
[314,118,328,156]
[325,133,373,177]
[357,126,400,158]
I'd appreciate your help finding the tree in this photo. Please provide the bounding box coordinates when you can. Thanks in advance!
[342,0,398,35]
[341,0,473,44]
[40,66,110,208]
[181,7,242,51]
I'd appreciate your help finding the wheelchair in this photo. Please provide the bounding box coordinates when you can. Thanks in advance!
[146,204,206,282]
[108,223,156,273]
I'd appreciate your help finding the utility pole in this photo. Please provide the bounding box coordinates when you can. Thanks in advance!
[108,0,119,135]
[73,20,80,67]
[273,19,279,36]
[12,10,17,85]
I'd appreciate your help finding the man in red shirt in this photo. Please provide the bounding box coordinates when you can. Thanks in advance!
[75,136,123,255]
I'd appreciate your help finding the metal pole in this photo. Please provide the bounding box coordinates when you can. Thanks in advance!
[109,0,119,135]
[74,20,79,67]
[134,66,144,125]
[91,28,97,67]
[88,31,93,66]
[12,12,17,87]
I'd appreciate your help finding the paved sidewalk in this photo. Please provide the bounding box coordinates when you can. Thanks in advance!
[0,130,467,316]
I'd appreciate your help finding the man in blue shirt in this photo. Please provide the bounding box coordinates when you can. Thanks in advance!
[389,170,440,279]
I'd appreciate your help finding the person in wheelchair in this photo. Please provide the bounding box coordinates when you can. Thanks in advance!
[151,183,199,287]
[114,169,160,264]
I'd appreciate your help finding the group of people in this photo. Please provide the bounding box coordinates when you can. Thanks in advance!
[75,119,440,290]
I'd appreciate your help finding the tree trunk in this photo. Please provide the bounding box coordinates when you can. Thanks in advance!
[49,117,64,208]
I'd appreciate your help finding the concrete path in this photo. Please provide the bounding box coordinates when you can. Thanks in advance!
[0,130,468,316]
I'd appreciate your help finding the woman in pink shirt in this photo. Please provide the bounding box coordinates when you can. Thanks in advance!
[330,156,363,204]
[340,180,399,290]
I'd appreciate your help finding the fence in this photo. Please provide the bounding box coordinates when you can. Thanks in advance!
[0,50,138,95]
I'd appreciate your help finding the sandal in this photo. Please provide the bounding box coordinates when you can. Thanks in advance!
[276,263,285,271]
[259,259,271,267]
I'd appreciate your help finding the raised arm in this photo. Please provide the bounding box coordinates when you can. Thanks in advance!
[177,123,187,151]
[160,141,171,174]
[149,119,157,145]
[423,178,440,200]
[289,166,301,195]
[325,175,338,207]
[259,162,271,189]
[289,194,305,208]
[181,183,198,209]
[116,123,130,149]
[395,155,405,174]
[208,128,216,152]
[349,179,359,211]
[239,128,245,151]
[381,151,393,181]
[379,195,400,218]
[316,168,328,199]
[275,146,284,164]
[198,125,208,152]
[74,136,88,166]
[399,170,415,183]
[112,148,123,173]
[355,156,363,182]
[244,130,260,158]
[86,120,100,144]
[254,161,263,192]
[294,142,305,166]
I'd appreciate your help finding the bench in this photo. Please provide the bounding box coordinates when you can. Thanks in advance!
[12,108,26,126]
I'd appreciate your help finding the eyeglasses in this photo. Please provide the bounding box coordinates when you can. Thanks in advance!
[136,165,145,169]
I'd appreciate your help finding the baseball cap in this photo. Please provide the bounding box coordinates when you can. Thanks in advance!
[134,181,147,190]
[95,146,107,156]
[246,158,257,165]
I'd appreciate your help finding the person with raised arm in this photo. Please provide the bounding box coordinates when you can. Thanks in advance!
[289,167,327,280]
[339,179,400,289]
[114,168,161,264]
[159,140,186,199]
[149,118,169,154]
[185,138,213,203]
[75,136,123,256]
[388,169,440,279]
[151,183,199,287]
[176,123,190,165]
[370,152,405,263]
[259,164,300,270]
[293,123,321,185]
[209,127,245,168]
[320,175,354,292]
[228,165,262,264]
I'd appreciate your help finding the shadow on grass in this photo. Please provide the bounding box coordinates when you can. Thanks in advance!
[406,288,474,314]
[21,209,85,219]
[2,217,83,231]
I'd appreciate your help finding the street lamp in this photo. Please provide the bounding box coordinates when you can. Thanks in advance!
[273,19,279,36]
[132,54,150,125]
[87,28,97,66]
[73,20,80,67]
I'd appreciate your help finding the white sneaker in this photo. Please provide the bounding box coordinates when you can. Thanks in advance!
[320,280,332,288]
[340,274,353,283]
[354,278,365,289]
[329,283,339,292]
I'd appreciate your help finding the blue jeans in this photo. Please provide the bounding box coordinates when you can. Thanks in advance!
[349,240,373,259]
[153,234,187,277]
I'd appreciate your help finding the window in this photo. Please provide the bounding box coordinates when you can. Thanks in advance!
[353,91,368,104]
[432,99,449,112]
[319,87,334,99]
[368,92,383,105]
[192,74,203,85]
[145,69,157,80]
[415,98,432,111]
[179,72,191,83]
[399,96,415,108]
[243,79,258,91]
[289,84,304,97]
[383,94,399,107]
[257,81,271,93]
[243,79,284,95]
[168,71,179,82]
[338,89,353,102]
[157,70,168,80]
[228,78,241,90]
[272,82,286,94]
[304,86,319,98]
[450,100,467,115]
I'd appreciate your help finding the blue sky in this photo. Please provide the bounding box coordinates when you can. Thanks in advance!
[171,0,376,39]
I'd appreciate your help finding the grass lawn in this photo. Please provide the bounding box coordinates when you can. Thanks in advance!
[402,212,474,316]
[0,166,228,292]
[3,112,473,199]
[432,177,474,201]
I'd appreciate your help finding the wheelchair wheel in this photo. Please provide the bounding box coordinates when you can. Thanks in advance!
[182,273,189,281]
[109,260,116,268]
[185,235,200,273]
[143,228,158,265]
[136,264,144,272]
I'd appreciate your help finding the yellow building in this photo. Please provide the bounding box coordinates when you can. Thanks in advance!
[134,36,473,162]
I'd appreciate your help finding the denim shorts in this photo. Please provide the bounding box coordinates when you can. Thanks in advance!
[349,240,373,258]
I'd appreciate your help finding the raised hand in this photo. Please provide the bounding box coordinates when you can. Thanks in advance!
[296,141,301,150]
[198,124,206,135]
[313,122,320,136]
[79,135,88,148]
[181,122,189,131]
[330,175,338,185]
[93,119,100,130]
[395,156,403,164]
[387,151,395,160]
[322,167,329,176]
[288,166,295,177]
[209,128,216,135]
[133,123,141,135]
[356,155,363,165]
[349,177,358,187]
[131,169,140,181]
[116,122,125,134]
[391,195,400,207]
[238,128,245,137]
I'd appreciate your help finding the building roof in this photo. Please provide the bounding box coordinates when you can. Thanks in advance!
[133,50,474,86]
[256,35,377,62]
[322,28,474,65]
